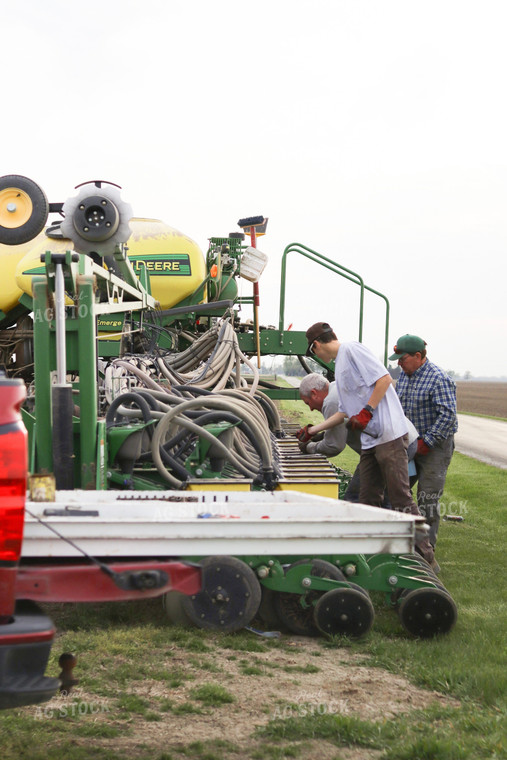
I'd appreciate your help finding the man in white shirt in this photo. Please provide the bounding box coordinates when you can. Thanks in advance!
[304,322,436,566]
[299,372,418,503]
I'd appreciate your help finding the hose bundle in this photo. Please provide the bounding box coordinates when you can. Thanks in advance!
[105,384,281,490]
[101,318,285,488]
[101,318,261,404]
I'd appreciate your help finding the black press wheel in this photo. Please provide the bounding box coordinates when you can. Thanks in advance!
[273,559,346,636]
[182,556,261,632]
[313,587,375,639]
[398,587,458,638]
[347,581,371,598]
[0,175,49,245]
[390,575,450,608]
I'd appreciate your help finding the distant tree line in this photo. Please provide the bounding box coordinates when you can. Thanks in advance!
[258,356,475,381]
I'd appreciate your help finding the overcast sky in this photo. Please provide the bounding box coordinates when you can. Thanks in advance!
[4,0,507,377]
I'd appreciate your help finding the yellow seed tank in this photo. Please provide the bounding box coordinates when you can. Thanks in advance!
[0,219,206,314]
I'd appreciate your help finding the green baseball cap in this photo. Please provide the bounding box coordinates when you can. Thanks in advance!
[389,334,427,361]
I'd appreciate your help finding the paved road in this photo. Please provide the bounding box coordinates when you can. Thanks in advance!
[455,414,507,470]
[281,377,507,470]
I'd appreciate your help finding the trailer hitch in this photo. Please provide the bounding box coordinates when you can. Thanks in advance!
[110,569,169,591]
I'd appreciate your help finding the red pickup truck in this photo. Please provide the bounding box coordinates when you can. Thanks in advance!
[0,374,59,708]
[0,373,202,708]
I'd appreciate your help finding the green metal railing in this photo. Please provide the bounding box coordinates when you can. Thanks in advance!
[278,243,391,365]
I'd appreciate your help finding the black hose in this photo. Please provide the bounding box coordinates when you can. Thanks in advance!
[124,391,192,480]
[157,447,191,481]
[297,354,334,382]
[106,392,153,429]
[172,385,212,397]
[131,389,162,412]
[254,394,279,432]
[146,412,239,476]
[191,410,264,462]
[155,300,234,317]
[297,355,313,374]
[144,409,261,466]
[128,389,207,420]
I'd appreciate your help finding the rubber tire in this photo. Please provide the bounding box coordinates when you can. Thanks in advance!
[0,175,49,245]
[182,556,262,632]
[313,587,375,638]
[273,559,346,637]
[398,587,458,638]
[390,579,449,608]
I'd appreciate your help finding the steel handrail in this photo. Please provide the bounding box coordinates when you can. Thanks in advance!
[278,243,390,365]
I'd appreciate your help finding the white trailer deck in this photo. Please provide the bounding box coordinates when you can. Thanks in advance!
[22,490,423,558]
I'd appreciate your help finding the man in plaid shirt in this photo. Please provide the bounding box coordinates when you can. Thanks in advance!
[390,335,458,555]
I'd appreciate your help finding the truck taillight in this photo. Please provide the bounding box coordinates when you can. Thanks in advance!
[0,378,27,563]
[0,475,26,562]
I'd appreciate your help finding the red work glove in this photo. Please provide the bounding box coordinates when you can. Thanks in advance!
[296,424,313,443]
[346,407,373,432]
[416,438,431,456]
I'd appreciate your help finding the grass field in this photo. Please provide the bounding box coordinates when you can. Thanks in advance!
[1,398,506,759]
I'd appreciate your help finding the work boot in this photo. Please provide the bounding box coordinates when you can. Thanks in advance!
[414,534,435,565]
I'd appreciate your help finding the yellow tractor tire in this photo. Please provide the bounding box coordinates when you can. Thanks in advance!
[0,175,49,245]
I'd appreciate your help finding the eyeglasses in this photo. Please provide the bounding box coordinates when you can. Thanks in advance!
[307,325,333,356]
[308,338,324,356]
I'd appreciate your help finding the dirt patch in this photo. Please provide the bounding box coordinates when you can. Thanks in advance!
[58,636,457,758]
[457,381,507,418]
